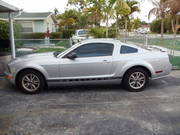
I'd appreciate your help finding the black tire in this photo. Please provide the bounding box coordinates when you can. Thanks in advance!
[123,68,149,92]
[17,70,46,94]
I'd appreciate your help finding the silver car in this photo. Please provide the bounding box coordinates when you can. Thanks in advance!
[5,39,172,94]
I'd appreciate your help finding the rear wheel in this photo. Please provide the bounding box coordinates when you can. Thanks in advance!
[123,68,149,92]
[17,70,45,94]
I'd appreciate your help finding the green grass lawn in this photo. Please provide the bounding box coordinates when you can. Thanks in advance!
[34,48,66,53]
[128,38,180,51]
[55,40,70,48]
[169,56,180,68]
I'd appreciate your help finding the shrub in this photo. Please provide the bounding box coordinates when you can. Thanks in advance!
[0,20,22,52]
[0,20,22,40]
[108,28,117,38]
[60,29,75,39]
[89,27,106,38]
[20,33,45,39]
[21,30,68,39]
[0,20,9,40]
[50,32,62,39]
[150,17,174,34]
[89,27,117,38]
[150,19,161,33]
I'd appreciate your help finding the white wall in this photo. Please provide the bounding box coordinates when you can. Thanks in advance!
[44,15,56,33]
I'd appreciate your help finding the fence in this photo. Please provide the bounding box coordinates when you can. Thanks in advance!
[15,39,71,57]
[3,34,180,69]
[118,32,180,56]
[118,32,180,68]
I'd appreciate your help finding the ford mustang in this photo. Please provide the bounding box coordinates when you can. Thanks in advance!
[5,39,172,94]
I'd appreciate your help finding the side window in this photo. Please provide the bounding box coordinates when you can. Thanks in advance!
[120,45,138,54]
[68,43,114,58]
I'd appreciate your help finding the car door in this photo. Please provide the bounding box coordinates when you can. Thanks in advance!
[59,42,114,79]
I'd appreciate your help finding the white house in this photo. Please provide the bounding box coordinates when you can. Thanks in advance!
[0,12,57,33]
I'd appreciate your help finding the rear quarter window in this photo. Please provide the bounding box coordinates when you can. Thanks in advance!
[120,45,138,54]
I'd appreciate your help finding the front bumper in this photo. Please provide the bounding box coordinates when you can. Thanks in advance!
[4,72,15,84]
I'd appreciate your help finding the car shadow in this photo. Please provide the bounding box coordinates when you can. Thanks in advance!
[2,75,180,94]
[46,83,125,94]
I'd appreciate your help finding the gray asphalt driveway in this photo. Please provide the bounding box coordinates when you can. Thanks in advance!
[1,71,180,135]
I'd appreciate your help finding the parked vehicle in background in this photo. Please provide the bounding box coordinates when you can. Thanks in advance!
[71,29,93,44]
[5,39,172,94]
[136,28,149,34]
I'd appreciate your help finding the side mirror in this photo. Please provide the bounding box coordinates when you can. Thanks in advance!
[66,52,77,59]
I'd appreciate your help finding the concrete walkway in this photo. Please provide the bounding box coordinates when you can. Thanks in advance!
[1,71,180,135]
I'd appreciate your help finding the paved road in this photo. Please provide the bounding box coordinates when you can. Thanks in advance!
[0,71,180,135]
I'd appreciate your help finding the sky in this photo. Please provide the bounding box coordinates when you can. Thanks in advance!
[3,0,156,22]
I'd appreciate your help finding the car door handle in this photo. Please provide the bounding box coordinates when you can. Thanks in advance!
[103,60,109,62]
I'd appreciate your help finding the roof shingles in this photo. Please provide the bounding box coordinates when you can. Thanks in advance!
[0,12,52,19]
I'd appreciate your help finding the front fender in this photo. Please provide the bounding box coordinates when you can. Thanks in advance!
[14,62,49,80]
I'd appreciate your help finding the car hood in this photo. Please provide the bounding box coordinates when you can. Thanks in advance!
[20,52,54,59]
[11,52,55,64]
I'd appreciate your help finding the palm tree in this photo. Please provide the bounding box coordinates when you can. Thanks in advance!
[125,0,140,34]
[112,0,131,37]
[68,0,87,12]
[103,0,131,38]
[168,0,180,35]
[148,0,168,38]
[83,4,103,27]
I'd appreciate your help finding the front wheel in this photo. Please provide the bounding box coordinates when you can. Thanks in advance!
[123,68,149,92]
[17,70,46,94]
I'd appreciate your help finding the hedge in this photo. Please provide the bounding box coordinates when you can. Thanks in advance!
[20,33,45,39]
[50,32,62,39]
[89,27,117,38]
[60,29,75,38]
[20,32,63,39]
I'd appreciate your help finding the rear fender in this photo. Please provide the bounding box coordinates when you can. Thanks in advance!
[117,60,155,78]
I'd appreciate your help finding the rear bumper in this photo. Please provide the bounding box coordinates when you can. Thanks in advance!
[151,63,172,80]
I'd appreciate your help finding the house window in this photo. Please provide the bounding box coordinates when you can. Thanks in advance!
[19,22,33,33]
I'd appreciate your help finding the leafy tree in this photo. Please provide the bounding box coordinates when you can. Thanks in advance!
[57,9,79,29]
[150,16,176,34]
[124,0,140,32]
[131,18,141,29]
[141,21,148,25]
[168,0,180,36]
[83,5,103,26]
[54,8,59,15]
[0,20,22,40]
[148,0,169,38]
[110,0,131,37]
[68,0,87,11]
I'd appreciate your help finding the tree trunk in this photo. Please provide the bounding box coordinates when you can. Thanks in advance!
[125,19,128,41]
[174,16,179,37]
[106,15,109,38]
[171,18,175,33]
[116,15,119,38]
[161,18,164,38]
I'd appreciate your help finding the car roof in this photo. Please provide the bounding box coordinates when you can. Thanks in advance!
[73,38,140,50]
[79,38,121,44]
